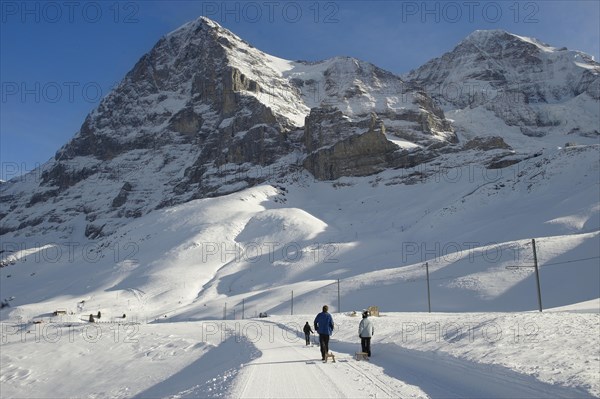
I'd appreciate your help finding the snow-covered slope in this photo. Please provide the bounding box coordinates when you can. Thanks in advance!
[2,144,598,321]
[2,144,599,397]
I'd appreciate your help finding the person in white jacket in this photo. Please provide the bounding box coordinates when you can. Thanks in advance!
[358,310,374,357]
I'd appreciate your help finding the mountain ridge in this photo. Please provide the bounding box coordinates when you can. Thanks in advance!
[0,17,598,242]
[405,27,599,146]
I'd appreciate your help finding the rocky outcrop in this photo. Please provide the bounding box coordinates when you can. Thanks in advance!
[168,108,203,135]
[304,112,399,180]
[85,223,105,239]
[303,108,363,152]
[463,136,512,151]
[112,182,133,208]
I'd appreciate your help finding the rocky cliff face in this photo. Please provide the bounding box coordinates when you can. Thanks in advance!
[285,57,456,179]
[303,111,398,179]
[1,20,598,241]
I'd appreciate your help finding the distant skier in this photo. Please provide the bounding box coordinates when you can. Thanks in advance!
[314,305,334,360]
[303,321,314,345]
[358,310,374,357]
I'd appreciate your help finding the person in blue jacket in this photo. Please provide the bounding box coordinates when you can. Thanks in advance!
[314,305,334,360]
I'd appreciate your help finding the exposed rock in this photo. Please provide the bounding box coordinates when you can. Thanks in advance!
[463,136,512,151]
[41,162,98,190]
[487,158,521,170]
[304,113,399,180]
[28,189,60,207]
[85,224,105,239]
[111,182,133,208]
[303,107,364,153]
[168,108,203,135]
[17,217,44,230]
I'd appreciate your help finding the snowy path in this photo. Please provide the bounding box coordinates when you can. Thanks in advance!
[0,316,596,398]
[225,320,593,399]
[229,321,426,398]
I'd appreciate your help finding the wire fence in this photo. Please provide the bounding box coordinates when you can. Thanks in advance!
[11,237,596,326]
[217,238,599,318]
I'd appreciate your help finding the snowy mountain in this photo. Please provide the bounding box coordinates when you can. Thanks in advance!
[0,15,597,304]
[1,15,598,311]
[405,29,600,146]
[0,17,453,239]
[4,23,597,243]
[1,17,599,399]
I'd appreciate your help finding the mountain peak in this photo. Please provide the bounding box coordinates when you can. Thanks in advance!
[464,29,510,40]
[166,15,221,37]
[405,28,599,146]
[460,29,557,53]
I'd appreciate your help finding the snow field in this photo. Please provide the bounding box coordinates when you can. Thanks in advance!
[1,310,597,398]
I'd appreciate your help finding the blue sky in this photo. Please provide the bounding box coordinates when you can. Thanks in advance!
[1,0,599,180]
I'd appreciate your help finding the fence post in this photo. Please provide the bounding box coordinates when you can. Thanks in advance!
[425,262,431,313]
[504,239,546,311]
[532,239,543,312]
[337,279,341,313]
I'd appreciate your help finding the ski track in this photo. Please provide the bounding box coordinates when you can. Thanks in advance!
[229,320,424,398]
[335,341,593,399]
[222,320,593,399]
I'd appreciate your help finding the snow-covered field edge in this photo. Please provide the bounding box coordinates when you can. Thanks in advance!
[1,308,598,398]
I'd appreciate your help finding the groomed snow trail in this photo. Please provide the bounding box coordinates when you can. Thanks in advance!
[225,320,593,399]
[228,320,426,398]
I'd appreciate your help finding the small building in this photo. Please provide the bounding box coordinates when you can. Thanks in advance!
[367,306,379,317]
[53,310,67,316]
